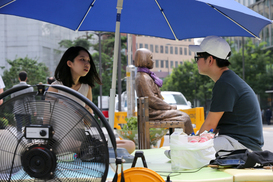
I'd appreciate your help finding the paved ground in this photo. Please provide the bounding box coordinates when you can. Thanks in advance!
[262,124,273,152]
[161,124,273,152]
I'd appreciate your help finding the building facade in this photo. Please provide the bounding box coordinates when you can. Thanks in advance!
[0,15,96,76]
[235,0,256,7]
[231,0,272,51]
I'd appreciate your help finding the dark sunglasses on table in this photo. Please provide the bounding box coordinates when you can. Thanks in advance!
[194,56,205,62]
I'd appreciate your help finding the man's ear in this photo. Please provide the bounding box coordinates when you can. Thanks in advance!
[209,56,214,65]
[67,60,72,67]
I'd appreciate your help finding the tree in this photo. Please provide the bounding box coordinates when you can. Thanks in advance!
[2,57,50,90]
[228,38,273,108]
[58,36,92,50]
[162,38,273,113]
[91,33,128,106]
[162,60,213,113]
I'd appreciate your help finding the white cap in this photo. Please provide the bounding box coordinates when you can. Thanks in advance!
[189,36,231,60]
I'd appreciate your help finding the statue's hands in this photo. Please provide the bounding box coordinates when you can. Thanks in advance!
[170,105,177,110]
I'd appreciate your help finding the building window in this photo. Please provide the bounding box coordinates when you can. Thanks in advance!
[161,60,164,68]
[170,46,173,54]
[155,45,158,53]
[139,43,143,48]
[180,61,183,65]
[150,44,154,52]
[145,44,148,49]
[165,46,168,54]
[184,48,187,55]
[165,60,169,68]
[175,61,178,68]
[160,45,164,53]
[156,60,159,68]
[175,47,178,54]
[171,61,173,68]
[180,47,183,55]
[189,50,191,55]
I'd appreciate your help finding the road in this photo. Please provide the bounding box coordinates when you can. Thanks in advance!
[262,124,273,152]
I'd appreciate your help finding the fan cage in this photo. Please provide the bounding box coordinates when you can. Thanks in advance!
[0,85,113,182]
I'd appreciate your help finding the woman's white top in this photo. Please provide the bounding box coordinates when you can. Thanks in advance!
[0,76,5,89]
[51,80,89,107]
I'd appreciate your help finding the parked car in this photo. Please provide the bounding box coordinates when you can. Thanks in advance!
[161,91,191,110]
[115,91,191,111]
[115,91,137,112]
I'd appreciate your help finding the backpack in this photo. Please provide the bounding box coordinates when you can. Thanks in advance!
[209,149,273,169]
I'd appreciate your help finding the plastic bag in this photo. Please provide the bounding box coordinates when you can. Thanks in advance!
[170,138,216,170]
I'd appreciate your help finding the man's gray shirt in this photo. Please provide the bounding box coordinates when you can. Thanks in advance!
[210,70,264,151]
[11,82,34,114]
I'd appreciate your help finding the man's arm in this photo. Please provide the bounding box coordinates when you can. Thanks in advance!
[0,88,3,105]
[198,111,224,135]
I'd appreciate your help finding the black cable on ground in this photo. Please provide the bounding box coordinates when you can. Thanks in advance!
[156,165,208,182]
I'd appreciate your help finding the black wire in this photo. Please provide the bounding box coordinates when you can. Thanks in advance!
[156,165,208,180]
[8,136,23,182]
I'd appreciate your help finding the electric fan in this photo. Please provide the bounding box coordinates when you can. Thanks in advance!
[0,84,117,181]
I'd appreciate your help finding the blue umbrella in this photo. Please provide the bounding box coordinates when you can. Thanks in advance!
[0,0,271,39]
[0,0,272,129]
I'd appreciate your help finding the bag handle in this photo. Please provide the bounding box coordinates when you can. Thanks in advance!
[131,151,148,168]
[215,149,248,158]
[112,157,125,182]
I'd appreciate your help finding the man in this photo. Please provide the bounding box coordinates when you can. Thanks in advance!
[45,77,55,91]
[189,36,264,152]
[47,77,55,85]
[265,107,272,125]
[11,71,34,138]
[0,75,5,105]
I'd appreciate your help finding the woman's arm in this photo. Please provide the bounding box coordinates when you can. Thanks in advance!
[85,86,93,114]
[47,86,58,93]
[0,88,3,105]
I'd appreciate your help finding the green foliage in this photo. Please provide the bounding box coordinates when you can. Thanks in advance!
[0,117,8,128]
[122,117,138,130]
[91,33,127,106]
[58,33,93,50]
[121,116,165,133]
[228,38,273,107]
[2,57,50,90]
[58,40,74,49]
[162,38,273,111]
[162,60,213,110]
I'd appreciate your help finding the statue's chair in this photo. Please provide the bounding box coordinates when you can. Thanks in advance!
[137,97,185,149]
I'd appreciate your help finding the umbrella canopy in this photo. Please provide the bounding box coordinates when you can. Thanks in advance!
[0,0,271,40]
[0,0,272,129]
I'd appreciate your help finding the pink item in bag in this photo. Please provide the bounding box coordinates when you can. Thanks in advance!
[188,136,200,143]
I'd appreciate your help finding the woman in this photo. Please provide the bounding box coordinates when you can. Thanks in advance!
[48,46,135,154]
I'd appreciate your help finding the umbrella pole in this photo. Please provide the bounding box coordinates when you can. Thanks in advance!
[109,0,124,130]
[242,37,245,80]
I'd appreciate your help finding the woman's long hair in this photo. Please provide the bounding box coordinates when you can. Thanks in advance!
[54,46,102,88]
